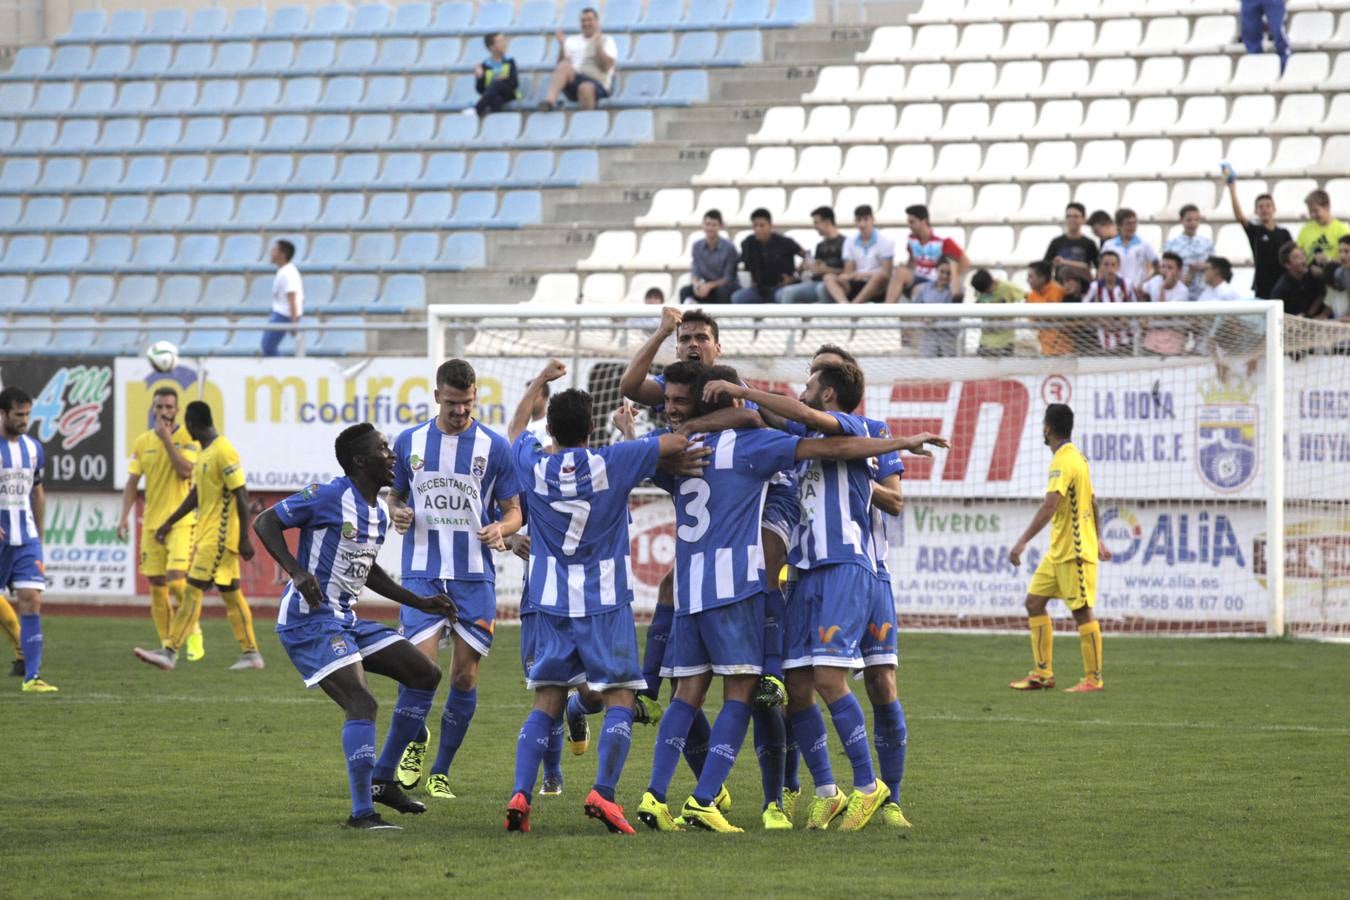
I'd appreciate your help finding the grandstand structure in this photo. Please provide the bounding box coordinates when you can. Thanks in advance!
[0,0,1346,357]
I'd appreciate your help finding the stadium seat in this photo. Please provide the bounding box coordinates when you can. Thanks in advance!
[62,196,106,229]
[68,275,115,312]
[14,122,57,153]
[46,317,100,355]
[34,82,75,112]
[167,156,210,188]
[497,191,542,226]
[51,47,91,76]
[440,233,485,269]
[179,317,234,356]
[276,193,322,227]
[328,274,380,313]
[311,317,368,357]
[449,191,497,227]
[378,274,426,312]
[132,235,176,267]
[351,115,393,145]
[221,235,263,267]
[367,192,410,225]
[310,114,352,146]
[464,151,511,185]
[200,274,247,310]
[434,2,473,31]
[473,2,514,32]
[141,117,184,150]
[149,194,192,227]
[26,276,71,314]
[675,31,719,65]
[349,233,395,266]
[505,151,555,186]
[408,192,451,225]
[522,112,567,146]
[103,197,146,228]
[407,76,449,106]
[250,154,295,186]
[423,152,467,184]
[321,193,366,226]
[378,153,424,186]
[40,158,82,190]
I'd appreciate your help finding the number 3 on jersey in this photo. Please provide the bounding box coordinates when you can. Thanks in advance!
[549,498,591,556]
[677,479,711,542]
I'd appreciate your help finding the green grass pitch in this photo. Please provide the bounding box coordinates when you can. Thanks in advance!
[4,616,1347,898]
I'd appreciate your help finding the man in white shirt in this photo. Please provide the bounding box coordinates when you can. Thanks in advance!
[540,7,617,111]
[263,239,304,357]
[1141,252,1191,356]
[1201,255,1261,380]
[1101,208,1159,291]
[1198,255,1242,302]
[824,204,894,304]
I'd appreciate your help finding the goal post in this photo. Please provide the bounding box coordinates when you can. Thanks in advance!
[427,301,1350,640]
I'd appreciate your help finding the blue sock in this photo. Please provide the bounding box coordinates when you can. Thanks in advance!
[593,705,634,801]
[429,687,477,776]
[683,707,711,777]
[693,699,750,806]
[646,697,697,802]
[642,604,674,699]
[762,590,785,680]
[372,686,436,781]
[543,713,564,780]
[568,689,603,720]
[789,705,834,792]
[784,712,801,791]
[342,719,377,818]
[828,693,876,790]
[752,706,787,809]
[873,700,907,803]
[512,709,553,797]
[20,613,42,681]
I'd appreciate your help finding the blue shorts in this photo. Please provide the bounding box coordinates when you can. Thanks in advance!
[527,605,645,693]
[660,594,764,679]
[762,483,799,547]
[859,574,898,668]
[520,611,540,681]
[399,578,497,656]
[0,542,44,592]
[564,74,610,102]
[279,616,406,688]
[784,563,872,670]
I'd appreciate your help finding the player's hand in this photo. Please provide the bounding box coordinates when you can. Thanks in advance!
[554,29,566,46]
[540,358,567,382]
[116,520,130,542]
[658,305,683,336]
[509,532,531,562]
[902,433,950,456]
[477,522,507,550]
[611,401,636,438]
[671,440,711,477]
[293,571,324,610]
[153,523,170,545]
[414,592,457,622]
[701,379,744,404]
[474,63,484,78]
[154,416,175,444]
[1097,543,1113,563]
[391,505,413,534]
[239,540,255,562]
[1008,542,1026,568]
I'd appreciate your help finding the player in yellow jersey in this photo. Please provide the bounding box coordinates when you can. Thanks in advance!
[117,387,205,661]
[1007,404,1111,693]
[0,592,21,676]
[133,401,263,672]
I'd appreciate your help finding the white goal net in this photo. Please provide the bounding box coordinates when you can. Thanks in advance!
[427,301,1350,640]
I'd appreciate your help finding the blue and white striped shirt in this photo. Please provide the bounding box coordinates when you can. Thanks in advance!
[864,416,905,578]
[0,435,44,547]
[787,412,876,573]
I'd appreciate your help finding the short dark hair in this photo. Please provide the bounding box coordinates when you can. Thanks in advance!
[1114,207,1136,227]
[904,204,930,222]
[1061,270,1088,289]
[1254,193,1275,205]
[970,268,993,294]
[1087,210,1113,228]
[184,400,213,429]
[152,386,179,401]
[695,364,740,414]
[1278,240,1301,266]
[703,209,723,224]
[1045,403,1073,439]
[1066,202,1086,217]
[810,206,835,225]
[750,207,772,224]
[1099,249,1120,262]
[547,388,593,447]
[1206,255,1233,282]
[0,386,32,412]
[1339,234,1350,247]
[661,360,704,387]
[436,358,476,390]
[815,362,864,413]
[1161,251,1184,268]
[335,423,376,474]
[274,239,295,262]
[812,343,857,366]
[1178,204,1200,218]
[644,287,665,302]
[580,6,599,16]
[854,204,874,219]
[679,308,719,342]
[1028,260,1052,281]
[483,31,503,49]
[1305,189,1331,209]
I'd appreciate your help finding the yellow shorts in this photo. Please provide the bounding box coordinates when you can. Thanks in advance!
[140,525,192,578]
[187,542,241,587]
[1028,558,1097,610]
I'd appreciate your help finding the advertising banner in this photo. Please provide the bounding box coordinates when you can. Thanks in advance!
[0,357,116,490]
[42,493,135,596]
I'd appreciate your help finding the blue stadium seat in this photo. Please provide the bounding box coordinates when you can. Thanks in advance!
[132,235,176,267]
[104,197,146,228]
[339,38,379,69]
[193,194,236,225]
[154,80,197,112]
[563,110,608,144]
[322,193,366,225]
[310,114,351,145]
[719,29,762,62]
[368,192,410,224]
[149,194,192,226]
[26,276,70,314]
[770,0,812,23]
[240,78,281,108]
[521,112,566,145]
[180,317,234,356]
[230,6,269,34]
[168,156,209,188]
[167,44,200,74]
[64,197,106,227]
[188,7,228,36]
[21,198,64,230]
[396,232,440,264]
[44,236,89,270]
[335,153,380,186]
[363,75,406,109]
[51,46,91,76]
[283,77,323,108]
[101,272,155,307]
[106,8,146,36]
[304,274,336,311]
[552,149,598,184]
[1,158,40,190]
[451,191,497,226]
[9,46,50,77]
[393,113,435,144]
[421,37,462,68]
[664,69,707,104]
[350,233,395,266]
[46,317,99,355]
[0,198,16,226]
[379,274,426,311]
[395,3,432,31]
[100,119,142,149]
[268,5,308,34]
[246,272,274,308]
[54,115,98,149]
[464,152,510,184]
[208,154,251,187]
[440,233,485,269]
[616,71,662,103]
[505,150,555,186]
[1,235,45,269]
[130,42,172,75]
[313,4,352,33]
[473,2,514,33]
[448,74,479,107]
[65,10,105,39]
[498,191,542,226]
[728,0,771,24]
[515,2,555,31]
[675,31,718,64]
[296,39,338,70]
[380,153,424,185]
[558,0,589,26]
[351,113,393,144]
[264,114,310,147]
[611,109,654,144]
[40,158,82,190]
[308,234,352,266]
[434,2,473,31]
[353,3,392,32]
[159,275,203,313]
[14,121,57,153]
[321,76,364,108]
[255,41,295,71]
[224,115,266,148]
[407,75,449,106]
[212,41,255,73]
[148,8,186,36]
[90,45,132,75]
[0,84,33,112]
[278,193,322,225]
[311,317,368,356]
[631,33,675,64]
[221,235,263,266]
[73,81,116,112]
[222,322,266,356]
[142,117,184,149]
[176,235,219,268]
[117,80,159,112]
[376,37,420,70]
[34,82,75,112]
[202,275,247,310]
[0,277,26,314]
[250,154,295,186]
[685,0,728,26]
[423,152,467,184]
[640,0,684,30]
[233,193,276,225]
[408,192,451,224]
[69,275,114,312]
[199,79,241,110]
[436,114,478,145]
[477,112,522,145]
[82,157,125,190]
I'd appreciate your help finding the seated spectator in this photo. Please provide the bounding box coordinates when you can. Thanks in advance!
[644,287,665,304]
[1225,175,1293,299]
[1141,252,1191,355]
[1164,205,1214,300]
[1061,269,1087,303]
[887,204,967,301]
[680,209,738,304]
[779,206,844,303]
[911,257,960,357]
[1198,256,1242,302]
[1087,209,1117,245]
[1240,0,1290,72]
[825,205,894,304]
[1102,208,1159,289]
[540,7,617,111]
[1043,202,1099,282]
[1297,189,1350,268]
[970,268,1023,356]
[474,33,520,117]
[1026,261,1072,356]
[1272,241,1330,319]
[1083,249,1135,351]
[1322,234,1350,319]
[732,208,807,303]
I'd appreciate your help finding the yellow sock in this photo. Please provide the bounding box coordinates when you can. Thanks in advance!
[220,589,258,653]
[1078,621,1103,685]
[0,594,21,659]
[150,583,172,645]
[166,579,201,638]
[168,583,204,650]
[1029,614,1054,678]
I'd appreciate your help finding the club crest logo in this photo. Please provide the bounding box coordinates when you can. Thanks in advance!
[341,522,357,539]
[1195,380,1259,493]
[300,483,320,500]
[409,453,424,471]
[472,455,487,478]
[330,636,348,656]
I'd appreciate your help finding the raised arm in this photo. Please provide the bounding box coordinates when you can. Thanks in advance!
[1226,180,1250,228]
[679,405,764,435]
[795,432,948,462]
[509,358,567,443]
[1008,492,1062,567]
[619,306,682,406]
[703,380,842,435]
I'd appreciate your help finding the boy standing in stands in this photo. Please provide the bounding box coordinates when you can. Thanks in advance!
[474,33,520,118]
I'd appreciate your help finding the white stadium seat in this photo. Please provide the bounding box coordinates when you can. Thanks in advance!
[882,144,935,183]
[1120,139,1175,178]
[745,146,796,185]
[966,184,1023,223]
[848,104,897,142]
[943,102,990,141]
[782,187,834,226]
[1016,183,1072,223]
[835,146,886,186]
[749,107,804,145]
[980,142,1031,181]
[799,105,851,144]
[624,273,673,303]
[637,189,694,228]
[784,145,842,185]
[693,148,749,186]
[857,27,912,62]
[734,187,786,224]
[581,273,625,304]
[803,66,858,103]
[1011,225,1060,262]
[686,188,741,227]
[1119,181,1168,219]
[1271,179,1318,214]
[856,64,905,102]
[1221,96,1277,136]
[630,231,684,271]
[578,231,635,271]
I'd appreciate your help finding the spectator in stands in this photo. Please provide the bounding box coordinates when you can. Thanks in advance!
[1164,205,1214,300]
[644,287,665,304]
[733,209,807,303]
[1087,209,1117,245]
[1240,0,1290,73]
[912,257,960,357]
[263,239,303,358]
[474,33,521,118]
[1027,261,1072,357]
[970,268,1023,357]
[825,205,894,304]
[886,204,967,302]
[1202,256,1261,380]
[680,209,738,304]
[1199,256,1242,302]
[1225,177,1293,299]
[779,206,844,303]
[1322,235,1350,319]
[1102,208,1159,290]
[1043,202,1099,281]
[1272,242,1330,319]
[1297,189,1350,268]
[1141,253,1191,355]
[1083,249,1135,351]
[1060,269,1088,304]
[540,7,617,111]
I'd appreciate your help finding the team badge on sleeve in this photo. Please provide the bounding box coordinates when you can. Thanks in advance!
[409,454,424,471]
[330,636,348,657]
[472,456,487,478]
